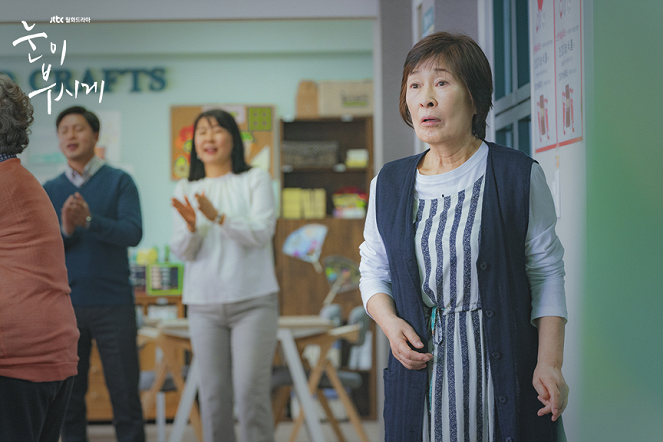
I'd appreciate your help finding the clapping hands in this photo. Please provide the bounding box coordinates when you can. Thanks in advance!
[172,191,220,233]
[61,192,91,235]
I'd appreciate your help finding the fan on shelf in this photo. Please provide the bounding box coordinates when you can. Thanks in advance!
[281,223,328,273]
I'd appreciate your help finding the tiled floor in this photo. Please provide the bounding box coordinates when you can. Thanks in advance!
[87,420,381,442]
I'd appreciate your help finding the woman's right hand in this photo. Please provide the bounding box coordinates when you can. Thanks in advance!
[172,196,196,232]
[382,315,433,370]
[368,293,432,370]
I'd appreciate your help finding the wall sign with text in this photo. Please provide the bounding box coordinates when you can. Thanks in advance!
[530,0,583,153]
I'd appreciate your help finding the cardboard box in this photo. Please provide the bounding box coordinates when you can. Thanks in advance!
[318,80,373,117]
[296,80,319,119]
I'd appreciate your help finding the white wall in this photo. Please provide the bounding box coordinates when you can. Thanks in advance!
[1,20,374,253]
[530,2,589,438]
[533,145,585,440]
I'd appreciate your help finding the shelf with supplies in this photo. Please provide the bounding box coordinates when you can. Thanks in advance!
[275,116,376,419]
[279,117,373,218]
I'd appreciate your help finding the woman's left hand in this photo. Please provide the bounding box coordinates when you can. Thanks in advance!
[194,191,219,221]
[532,362,568,421]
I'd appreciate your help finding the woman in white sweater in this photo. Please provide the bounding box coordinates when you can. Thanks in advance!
[171,109,279,442]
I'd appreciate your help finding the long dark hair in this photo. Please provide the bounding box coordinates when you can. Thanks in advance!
[188,109,251,181]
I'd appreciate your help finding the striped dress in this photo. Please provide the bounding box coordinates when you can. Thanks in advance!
[414,171,494,442]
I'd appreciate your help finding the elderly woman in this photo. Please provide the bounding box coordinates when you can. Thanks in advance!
[0,76,79,441]
[360,33,568,441]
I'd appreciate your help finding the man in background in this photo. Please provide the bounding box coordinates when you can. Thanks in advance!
[43,106,145,442]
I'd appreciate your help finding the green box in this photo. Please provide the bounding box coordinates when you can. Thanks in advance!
[146,263,184,296]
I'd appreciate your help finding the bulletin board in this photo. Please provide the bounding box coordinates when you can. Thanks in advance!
[170,104,276,180]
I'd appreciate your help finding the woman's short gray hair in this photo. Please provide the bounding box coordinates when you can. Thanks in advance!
[0,74,34,155]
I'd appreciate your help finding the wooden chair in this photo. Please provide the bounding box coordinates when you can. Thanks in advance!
[138,326,202,442]
[272,306,371,442]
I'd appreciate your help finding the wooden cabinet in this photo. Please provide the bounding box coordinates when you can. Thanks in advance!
[86,295,184,422]
[276,117,377,419]
[275,218,365,318]
[85,341,183,422]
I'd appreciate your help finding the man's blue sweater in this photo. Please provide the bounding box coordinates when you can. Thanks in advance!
[43,164,142,307]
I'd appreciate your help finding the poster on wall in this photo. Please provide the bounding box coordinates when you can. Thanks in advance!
[170,105,275,181]
[554,0,583,146]
[95,110,122,164]
[530,0,583,153]
[530,0,558,152]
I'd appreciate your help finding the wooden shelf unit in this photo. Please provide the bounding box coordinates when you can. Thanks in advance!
[276,116,377,419]
[280,117,373,216]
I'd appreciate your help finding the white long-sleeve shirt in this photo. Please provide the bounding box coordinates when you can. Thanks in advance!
[359,143,567,323]
[170,167,279,304]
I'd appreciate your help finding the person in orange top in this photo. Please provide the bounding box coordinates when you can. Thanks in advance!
[0,75,80,442]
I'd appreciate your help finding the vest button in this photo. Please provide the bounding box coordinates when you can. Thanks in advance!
[485,310,495,318]
[505,438,513,442]
[498,395,508,404]
[492,351,502,360]
[479,261,490,271]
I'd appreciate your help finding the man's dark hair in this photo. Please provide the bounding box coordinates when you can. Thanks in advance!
[56,106,100,133]
[0,74,34,155]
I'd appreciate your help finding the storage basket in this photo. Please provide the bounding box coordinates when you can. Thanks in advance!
[282,141,339,167]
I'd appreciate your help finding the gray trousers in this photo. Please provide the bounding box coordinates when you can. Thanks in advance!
[188,293,278,442]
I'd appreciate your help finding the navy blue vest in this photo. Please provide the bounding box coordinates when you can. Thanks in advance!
[375,142,558,442]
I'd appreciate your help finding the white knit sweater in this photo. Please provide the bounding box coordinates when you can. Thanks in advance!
[171,167,279,304]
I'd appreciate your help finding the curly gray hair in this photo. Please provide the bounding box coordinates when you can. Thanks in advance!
[0,74,34,155]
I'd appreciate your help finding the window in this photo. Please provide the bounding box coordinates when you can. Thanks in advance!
[493,0,531,156]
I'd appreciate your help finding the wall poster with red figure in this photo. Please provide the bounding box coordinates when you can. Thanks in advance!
[554,0,583,147]
[530,0,558,152]
[530,0,583,153]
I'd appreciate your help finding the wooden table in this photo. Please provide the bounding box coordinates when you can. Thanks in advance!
[138,323,202,442]
[275,316,336,442]
[134,291,185,318]
[147,317,339,442]
[143,316,369,442]
[275,318,370,442]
